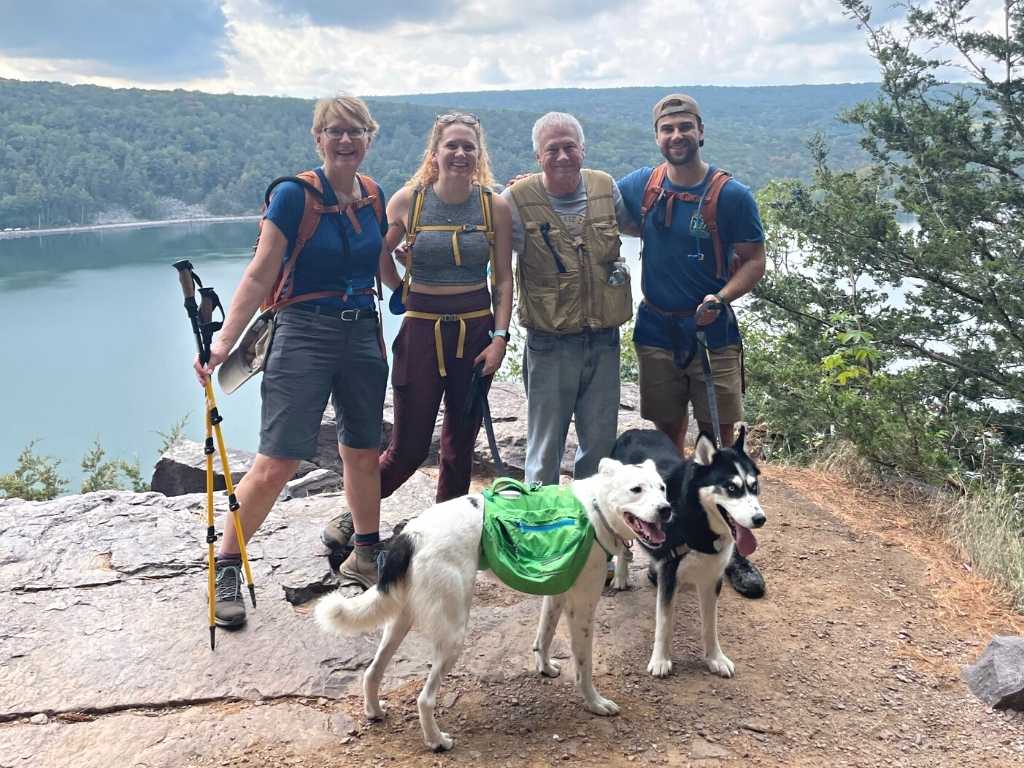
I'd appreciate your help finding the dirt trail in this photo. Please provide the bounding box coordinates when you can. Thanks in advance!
[190,465,1023,768]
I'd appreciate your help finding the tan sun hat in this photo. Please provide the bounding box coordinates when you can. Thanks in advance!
[652,93,702,127]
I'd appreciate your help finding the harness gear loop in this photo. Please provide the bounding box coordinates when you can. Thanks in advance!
[404,308,492,377]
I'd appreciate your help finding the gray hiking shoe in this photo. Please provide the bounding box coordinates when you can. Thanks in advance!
[321,511,355,551]
[214,560,247,628]
[338,545,383,589]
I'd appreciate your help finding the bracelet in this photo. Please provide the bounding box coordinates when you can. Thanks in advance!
[490,329,509,340]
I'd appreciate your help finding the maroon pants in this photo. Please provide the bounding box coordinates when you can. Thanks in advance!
[380,288,493,502]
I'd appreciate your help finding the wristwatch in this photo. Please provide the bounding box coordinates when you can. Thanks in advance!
[489,329,509,340]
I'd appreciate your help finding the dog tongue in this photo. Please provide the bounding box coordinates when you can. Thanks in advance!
[733,525,758,557]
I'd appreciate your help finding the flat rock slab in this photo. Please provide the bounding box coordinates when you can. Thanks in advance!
[0,472,439,721]
[0,701,354,768]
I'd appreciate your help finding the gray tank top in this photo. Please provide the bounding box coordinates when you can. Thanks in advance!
[411,185,491,286]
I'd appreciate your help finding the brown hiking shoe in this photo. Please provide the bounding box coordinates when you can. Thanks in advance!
[321,511,355,551]
[338,544,383,589]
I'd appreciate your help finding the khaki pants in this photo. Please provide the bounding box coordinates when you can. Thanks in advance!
[636,343,743,426]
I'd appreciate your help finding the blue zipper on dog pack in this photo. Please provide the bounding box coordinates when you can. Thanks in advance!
[517,518,576,533]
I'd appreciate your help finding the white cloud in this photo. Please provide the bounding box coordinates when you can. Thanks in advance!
[0,0,1009,96]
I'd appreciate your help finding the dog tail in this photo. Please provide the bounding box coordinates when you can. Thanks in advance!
[315,533,416,635]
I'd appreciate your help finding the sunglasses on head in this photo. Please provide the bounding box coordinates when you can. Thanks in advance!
[436,113,479,126]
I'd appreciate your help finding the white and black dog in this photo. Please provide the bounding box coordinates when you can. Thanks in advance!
[315,458,671,752]
[611,427,765,678]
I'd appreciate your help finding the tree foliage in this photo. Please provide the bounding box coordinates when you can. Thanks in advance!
[0,79,873,229]
[0,441,69,500]
[748,0,1024,487]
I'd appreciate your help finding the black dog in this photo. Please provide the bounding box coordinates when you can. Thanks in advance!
[611,428,767,677]
[612,428,766,598]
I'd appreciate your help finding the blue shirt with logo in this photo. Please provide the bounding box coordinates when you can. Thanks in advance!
[264,167,387,309]
[617,166,763,350]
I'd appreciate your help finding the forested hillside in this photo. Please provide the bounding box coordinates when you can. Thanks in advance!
[0,78,872,229]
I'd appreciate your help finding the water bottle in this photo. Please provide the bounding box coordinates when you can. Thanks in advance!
[608,259,628,286]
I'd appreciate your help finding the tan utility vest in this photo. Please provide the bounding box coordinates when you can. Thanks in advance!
[509,169,632,334]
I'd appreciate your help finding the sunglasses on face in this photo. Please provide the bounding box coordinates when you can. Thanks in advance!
[435,113,479,126]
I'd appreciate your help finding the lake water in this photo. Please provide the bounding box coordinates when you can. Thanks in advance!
[0,222,642,489]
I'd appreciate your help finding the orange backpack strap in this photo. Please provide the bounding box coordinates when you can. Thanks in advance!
[700,168,732,279]
[260,170,342,310]
[355,173,387,236]
[638,163,669,261]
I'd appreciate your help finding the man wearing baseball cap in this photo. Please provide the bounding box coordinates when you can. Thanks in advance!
[617,93,768,597]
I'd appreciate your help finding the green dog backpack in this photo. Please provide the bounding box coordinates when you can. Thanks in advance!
[478,478,595,595]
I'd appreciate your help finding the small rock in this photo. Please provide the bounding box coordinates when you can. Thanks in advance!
[963,635,1024,710]
[29,713,48,725]
[690,737,732,760]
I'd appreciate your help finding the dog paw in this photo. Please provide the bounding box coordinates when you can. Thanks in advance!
[705,653,735,678]
[611,573,631,591]
[536,657,561,678]
[428,732,454,752]
[647,656,673,678]
[584,695,620,716]
[364,700,385,721]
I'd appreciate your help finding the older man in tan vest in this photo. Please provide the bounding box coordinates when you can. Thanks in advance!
[501,112,634,487]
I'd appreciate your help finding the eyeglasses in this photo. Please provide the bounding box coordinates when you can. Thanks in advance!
[436,113,479,126]
[322,126,367,140]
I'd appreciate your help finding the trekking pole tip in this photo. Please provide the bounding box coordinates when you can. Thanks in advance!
[248,584,257,608]
[209,626,216,651]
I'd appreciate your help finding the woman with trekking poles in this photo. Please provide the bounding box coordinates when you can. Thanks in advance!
[376,113,514,503]
[193,96,391,624]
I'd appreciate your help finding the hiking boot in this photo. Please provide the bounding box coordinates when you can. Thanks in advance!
[214,559,247,628]
[321,511,355,551]
[338,544,383,589]
[725,551,766,599]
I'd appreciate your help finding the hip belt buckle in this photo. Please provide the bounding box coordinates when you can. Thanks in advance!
[438,313,460,322]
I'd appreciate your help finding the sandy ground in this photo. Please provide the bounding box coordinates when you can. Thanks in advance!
[169,464,1024,768]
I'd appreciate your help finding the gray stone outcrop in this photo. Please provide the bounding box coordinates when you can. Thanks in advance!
[150,439,317,497]
[963,635,1024,710]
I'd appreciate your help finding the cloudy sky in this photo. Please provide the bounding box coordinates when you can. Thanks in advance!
[0,0,1007,97]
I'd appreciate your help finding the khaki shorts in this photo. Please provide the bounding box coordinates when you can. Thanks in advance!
[637,343,743,427]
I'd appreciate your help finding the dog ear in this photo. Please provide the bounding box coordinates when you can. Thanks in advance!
[733,424,747,453]
[642,458,658,476]
[599,457,622,477]
[693,432,716,465]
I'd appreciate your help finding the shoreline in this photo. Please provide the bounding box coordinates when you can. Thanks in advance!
[0,215,261,241]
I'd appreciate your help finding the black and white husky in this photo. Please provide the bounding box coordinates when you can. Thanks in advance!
[315,458,671,752]
[611,427,766,678]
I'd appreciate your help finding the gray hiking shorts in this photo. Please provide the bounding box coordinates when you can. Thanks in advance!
[259,305,388,458]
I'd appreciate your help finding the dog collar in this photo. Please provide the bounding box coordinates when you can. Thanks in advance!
[590,499,627,559]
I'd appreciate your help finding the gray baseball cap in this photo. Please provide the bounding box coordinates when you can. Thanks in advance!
[652,93,702,127]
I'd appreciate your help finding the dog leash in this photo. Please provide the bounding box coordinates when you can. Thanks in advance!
[695,300,727,449]
[464,362,507,475]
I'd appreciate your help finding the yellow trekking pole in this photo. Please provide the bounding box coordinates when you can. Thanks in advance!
[173,260,257,649]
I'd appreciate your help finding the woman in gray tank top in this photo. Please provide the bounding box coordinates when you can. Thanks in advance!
[378,114,514,502]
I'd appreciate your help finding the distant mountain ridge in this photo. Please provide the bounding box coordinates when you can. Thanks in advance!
[0,79,876,229]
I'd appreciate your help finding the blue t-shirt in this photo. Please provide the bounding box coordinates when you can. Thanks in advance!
[617,166,763,350]
[264,167,387,310]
